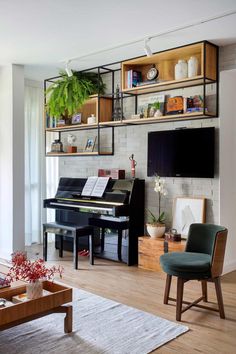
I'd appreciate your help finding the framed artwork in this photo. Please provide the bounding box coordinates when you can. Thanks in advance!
[172,197,206,239]
[72,113,82,124]
[84,136,97,152]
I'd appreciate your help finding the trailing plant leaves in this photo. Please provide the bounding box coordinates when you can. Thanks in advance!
[46,70,103,119]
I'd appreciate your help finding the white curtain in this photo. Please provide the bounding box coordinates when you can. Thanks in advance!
[25,80,59,245]
[25,82,45,245]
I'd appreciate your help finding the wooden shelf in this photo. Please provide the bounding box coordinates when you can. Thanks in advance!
[46,123,98,132]
[99,111,216,127]
[46,151,113,157]
[122,76,215,95]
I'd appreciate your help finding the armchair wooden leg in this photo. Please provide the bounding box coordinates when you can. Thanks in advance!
[214,277,225,319]
[201,280,208,302]
[176,277,184,321]
[164,274,172,304]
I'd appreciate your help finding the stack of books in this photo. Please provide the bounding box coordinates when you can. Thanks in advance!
[126,70,142,88]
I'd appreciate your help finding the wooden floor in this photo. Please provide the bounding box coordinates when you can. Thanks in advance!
[26,243,236,354]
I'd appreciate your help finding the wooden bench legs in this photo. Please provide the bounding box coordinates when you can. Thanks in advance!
[43,226,94,269]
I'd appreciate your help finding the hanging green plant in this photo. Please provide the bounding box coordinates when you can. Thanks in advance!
[46,70,105,120]
[74,71,106,95]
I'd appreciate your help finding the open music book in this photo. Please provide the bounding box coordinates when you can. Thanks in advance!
[81,176,110,198]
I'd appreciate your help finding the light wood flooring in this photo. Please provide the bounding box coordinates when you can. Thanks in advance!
[26,243,236,354]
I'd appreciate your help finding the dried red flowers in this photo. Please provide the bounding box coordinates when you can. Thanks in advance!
[7,251,63,283]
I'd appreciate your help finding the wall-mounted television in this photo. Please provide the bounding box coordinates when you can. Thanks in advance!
[147,127,215,178]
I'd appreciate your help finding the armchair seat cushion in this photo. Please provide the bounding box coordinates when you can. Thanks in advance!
[160,252,211,279]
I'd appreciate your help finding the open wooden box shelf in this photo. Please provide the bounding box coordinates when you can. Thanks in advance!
[121,41,217,93]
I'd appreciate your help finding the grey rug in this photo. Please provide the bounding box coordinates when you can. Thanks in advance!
[0,288,188,354]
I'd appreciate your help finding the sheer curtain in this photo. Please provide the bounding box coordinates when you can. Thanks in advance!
[25,80,59,245]
[25,81,45,245]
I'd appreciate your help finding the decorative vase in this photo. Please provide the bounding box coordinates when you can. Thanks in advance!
[26,280,43,299]
[154,109,163,117]
[146,223,166,238]
[175,60,188,80]
[188,56,198,77]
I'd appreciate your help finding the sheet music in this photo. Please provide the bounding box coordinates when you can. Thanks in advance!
[91,177,110,197]
[81,176,110,197]
[81,176,98,196]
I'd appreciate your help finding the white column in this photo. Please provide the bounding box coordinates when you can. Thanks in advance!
[219,69,236,273]
[0,64,25,259]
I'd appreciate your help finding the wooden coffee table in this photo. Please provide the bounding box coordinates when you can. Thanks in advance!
[0,280,73,333]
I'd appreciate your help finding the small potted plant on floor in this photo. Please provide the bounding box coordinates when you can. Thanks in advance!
[146,175,167,238]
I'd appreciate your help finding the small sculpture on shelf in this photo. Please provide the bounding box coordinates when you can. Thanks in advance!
[129,154,137,178]
[112,85,124,121]
[67,134,77,153]
[51,139,63,153]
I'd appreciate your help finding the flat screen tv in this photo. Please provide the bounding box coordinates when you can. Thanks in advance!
[147,127,215,178]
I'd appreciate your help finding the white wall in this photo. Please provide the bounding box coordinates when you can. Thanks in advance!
[0,64,25,259]
[219,70,236,273]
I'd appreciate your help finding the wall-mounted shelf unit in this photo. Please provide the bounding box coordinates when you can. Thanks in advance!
[44,40,218,157]
[121,41,217,93]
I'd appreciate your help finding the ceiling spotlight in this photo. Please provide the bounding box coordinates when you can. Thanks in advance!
[144,38,153,57]
[65,61,73,77]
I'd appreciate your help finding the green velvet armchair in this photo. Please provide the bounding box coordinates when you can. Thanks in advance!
[160,223,228,321]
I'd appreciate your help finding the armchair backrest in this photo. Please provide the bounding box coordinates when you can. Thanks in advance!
[185,223,227,277]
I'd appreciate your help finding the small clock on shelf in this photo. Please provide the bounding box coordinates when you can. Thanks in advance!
[146,65,159,81]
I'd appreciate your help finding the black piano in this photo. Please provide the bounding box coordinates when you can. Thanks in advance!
[44,177,145,265]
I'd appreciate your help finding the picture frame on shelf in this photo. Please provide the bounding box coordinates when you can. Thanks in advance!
[172,197,206,239]
[72,113,82,125]
[84,136,97,152]
[138,94,165,118]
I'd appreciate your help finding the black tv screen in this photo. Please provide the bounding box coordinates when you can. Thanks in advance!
[147,127,215,178]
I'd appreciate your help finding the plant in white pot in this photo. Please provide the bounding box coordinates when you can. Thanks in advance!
[146,175,167,238]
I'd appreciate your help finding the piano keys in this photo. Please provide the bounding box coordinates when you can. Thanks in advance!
[44,177,145,265]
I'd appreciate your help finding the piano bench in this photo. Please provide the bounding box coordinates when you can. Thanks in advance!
[43,222,94,269]
[89,217,129,262]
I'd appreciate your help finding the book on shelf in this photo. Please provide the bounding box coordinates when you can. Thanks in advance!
[126,70,142,88]
[166,96,184,115]
[81,176,110,198]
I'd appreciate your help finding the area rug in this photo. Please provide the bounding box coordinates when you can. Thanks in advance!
[0,288,188,354]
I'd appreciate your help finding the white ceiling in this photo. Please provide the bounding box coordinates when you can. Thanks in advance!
[1,0,236,81]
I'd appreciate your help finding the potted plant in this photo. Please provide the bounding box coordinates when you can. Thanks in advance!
[146,175,167,238]
[46,70,105,124]
[6,252,63,299]
[151,101,163,117]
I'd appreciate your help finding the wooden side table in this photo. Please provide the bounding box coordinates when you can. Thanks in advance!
[138,236,186,272]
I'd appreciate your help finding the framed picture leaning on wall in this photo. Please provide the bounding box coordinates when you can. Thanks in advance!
[172,197,206,239]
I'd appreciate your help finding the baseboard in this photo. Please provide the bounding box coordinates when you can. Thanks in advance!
[223,261,236,274]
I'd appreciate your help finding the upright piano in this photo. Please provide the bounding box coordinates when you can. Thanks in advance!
[44,177,145,265]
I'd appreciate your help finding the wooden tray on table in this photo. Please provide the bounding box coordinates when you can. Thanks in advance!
[0,281,73,332]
